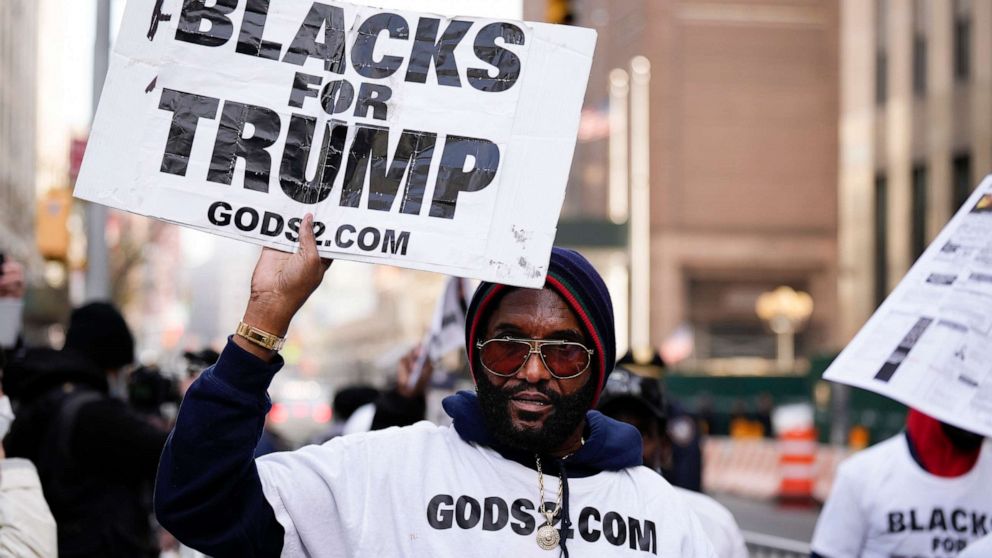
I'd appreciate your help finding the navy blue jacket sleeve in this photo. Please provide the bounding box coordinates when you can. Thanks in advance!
[154,338,285,557]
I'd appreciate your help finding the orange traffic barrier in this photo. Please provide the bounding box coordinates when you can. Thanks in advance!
[777,427,817,503]
[703,434,850,503]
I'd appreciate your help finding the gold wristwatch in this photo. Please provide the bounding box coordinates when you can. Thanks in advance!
[235,321,286,351]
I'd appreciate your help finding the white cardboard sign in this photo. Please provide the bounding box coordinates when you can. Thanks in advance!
[74,0,596,287]
[824,175,992,437]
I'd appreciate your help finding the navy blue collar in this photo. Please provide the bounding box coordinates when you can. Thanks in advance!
[442,390,643,478]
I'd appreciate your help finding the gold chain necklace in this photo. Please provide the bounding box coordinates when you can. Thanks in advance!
[534,437,584,551]
[534,455,563,550]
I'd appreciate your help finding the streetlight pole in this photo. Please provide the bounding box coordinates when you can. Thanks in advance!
[629,56,651,362]
[85,0,111,301]
[608,68,631,355]
[608,69,629,225]
[755,286,814,373]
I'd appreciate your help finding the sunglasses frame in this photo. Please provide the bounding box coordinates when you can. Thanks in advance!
[475,336,595,380]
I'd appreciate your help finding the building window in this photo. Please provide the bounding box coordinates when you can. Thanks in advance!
[911,165,928,259]
[875,174,889,307]
[876,0,888,105]
[953,154,973,211]
[912,0,928,96]
[954,0,971,81]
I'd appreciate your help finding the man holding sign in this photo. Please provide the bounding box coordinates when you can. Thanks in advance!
[77,1,715,554]
[154,216,716,557]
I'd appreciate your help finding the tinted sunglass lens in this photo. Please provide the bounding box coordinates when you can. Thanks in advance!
[542,344,589,378]
[480,340,530,375]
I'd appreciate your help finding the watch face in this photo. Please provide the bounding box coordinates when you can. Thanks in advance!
[238,323,283,349]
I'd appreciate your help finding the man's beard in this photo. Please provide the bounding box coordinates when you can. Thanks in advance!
[475,371,597,454]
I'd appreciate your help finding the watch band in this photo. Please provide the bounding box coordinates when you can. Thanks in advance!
[236,321,286,351]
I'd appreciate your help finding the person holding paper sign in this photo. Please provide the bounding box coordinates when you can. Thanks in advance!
[0,255,26,349]
[0,256,25,299]
[155,215,716,557]
[810,409,992,558]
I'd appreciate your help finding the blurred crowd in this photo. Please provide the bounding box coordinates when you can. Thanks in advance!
[0,252,724,557]
[0,254,464,557]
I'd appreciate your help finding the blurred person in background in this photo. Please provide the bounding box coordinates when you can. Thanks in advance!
[0,358,58,558]
[0,258,58,557]
[321,346,435,440]
[127,364,182,430]
[755,393,774,439]
[661,391,703,492]
[615,351,703,491]
[696,392,719,435]
[811,409,992,558]
[4,302,169,558]
[254,409,290,457]
[0,254,25,351]
[160,350,222,558]
[62,302,138,400]
[308,384,379,444]
[179,348,220,398]
[598,366,747,558]
[0,256,24,427]
[0,254,25,306]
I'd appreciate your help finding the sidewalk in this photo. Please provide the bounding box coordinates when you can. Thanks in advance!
[712,493,821,543]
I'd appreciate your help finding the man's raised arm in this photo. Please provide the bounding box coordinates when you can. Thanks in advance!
[154,214,332,557]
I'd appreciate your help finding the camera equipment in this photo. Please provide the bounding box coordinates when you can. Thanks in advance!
[127,365,180,416]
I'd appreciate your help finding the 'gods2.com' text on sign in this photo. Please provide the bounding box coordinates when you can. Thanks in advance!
[75,0,596,287]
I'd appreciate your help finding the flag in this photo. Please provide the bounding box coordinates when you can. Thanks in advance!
[408,277,473,387]
[578,104,610,142]
[660,323,694,365]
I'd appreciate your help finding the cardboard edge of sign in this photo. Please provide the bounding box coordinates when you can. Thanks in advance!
[70,189,555,290]
[824,369,992,439]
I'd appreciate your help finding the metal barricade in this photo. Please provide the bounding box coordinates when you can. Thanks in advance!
[742,530,811,558]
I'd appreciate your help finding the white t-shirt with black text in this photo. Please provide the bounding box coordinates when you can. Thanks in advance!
[256,421,717,557]
[811,434,992,558]
[675,488,747,558]
[959,534,992,558]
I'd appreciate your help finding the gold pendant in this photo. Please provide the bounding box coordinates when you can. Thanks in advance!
[536,523,560,550]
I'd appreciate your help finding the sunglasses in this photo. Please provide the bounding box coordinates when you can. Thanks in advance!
[475,336,595,380]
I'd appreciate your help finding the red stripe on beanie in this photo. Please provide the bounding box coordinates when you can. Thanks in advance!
[466,283,507,386]
[546,275,608,405]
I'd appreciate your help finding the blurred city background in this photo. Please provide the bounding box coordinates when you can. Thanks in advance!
[2,0,989,553]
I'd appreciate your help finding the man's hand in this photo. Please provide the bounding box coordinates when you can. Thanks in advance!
[0,260,25,299]
[236,214,331,359]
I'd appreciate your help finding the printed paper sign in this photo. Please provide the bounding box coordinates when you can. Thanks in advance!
[74,0,596,287]
[825,175,992,437]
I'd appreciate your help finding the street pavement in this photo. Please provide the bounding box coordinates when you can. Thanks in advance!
[713,493,821,544]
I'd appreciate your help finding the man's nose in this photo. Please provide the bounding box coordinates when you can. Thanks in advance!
[515,349,551,383]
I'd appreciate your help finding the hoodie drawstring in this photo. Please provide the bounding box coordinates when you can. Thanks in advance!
[558,459,571,558]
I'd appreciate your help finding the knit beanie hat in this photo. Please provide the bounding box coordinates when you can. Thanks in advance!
[465,247,616,405]
[64,302,135,371]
